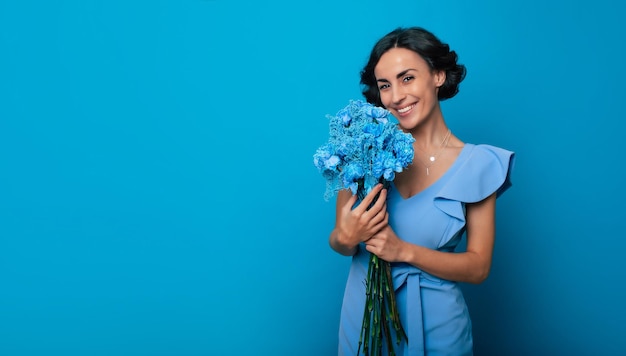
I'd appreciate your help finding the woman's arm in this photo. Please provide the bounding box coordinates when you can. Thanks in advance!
[329,184,389,256]
[365,193,496,284]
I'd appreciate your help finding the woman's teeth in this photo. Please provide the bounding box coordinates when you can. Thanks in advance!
[397,104,415,114]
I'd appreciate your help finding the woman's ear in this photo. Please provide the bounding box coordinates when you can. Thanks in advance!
[435,70,446,88]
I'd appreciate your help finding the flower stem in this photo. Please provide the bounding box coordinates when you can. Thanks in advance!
[356,179,407,355]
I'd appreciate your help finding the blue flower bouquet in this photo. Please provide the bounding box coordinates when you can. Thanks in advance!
[313,100,413,355]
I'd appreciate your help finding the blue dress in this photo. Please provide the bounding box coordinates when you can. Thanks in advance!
[338,144,515,356]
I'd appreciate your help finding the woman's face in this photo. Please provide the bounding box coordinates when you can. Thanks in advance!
[374,47,445,131]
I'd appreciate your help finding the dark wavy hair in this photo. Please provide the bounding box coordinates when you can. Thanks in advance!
[360,27,467,106]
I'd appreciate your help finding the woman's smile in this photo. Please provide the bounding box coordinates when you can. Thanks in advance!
[396,103,417,115]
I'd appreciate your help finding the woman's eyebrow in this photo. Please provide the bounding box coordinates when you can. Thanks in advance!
[395,69,415,78]
[376,69,416,83]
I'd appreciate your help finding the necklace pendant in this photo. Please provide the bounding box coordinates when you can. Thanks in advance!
[426,167,430,175]
[429,156,436,162]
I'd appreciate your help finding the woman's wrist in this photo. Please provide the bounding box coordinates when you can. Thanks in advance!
[331,229,359,256]
[399,241,417,264]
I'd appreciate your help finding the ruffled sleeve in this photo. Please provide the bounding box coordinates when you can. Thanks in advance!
[433,144,515,244]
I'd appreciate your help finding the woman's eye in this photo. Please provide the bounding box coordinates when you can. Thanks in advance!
[378,84,389,90]
[403,76,414,82]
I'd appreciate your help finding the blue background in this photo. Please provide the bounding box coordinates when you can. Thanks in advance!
[1,0,625,355]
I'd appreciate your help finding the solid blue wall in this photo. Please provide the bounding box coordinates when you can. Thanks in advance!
[1,0,625,355]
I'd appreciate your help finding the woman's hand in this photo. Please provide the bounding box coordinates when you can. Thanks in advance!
[364,225,407,263]
[329,184,389,255]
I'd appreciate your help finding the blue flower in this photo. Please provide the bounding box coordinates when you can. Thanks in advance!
[342,162,365,195]
[314,100,414,201]
[326,155,340,170]
[371,150,397,181]
[313,145,341,175]
[363,122,383,137]
[368,105,390,124]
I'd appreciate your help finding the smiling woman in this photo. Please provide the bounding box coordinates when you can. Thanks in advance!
[328,27,515,355]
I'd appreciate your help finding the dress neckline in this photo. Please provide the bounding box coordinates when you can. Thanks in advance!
[392,143,472,201]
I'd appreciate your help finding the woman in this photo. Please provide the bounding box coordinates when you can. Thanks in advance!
[329,27,515,355]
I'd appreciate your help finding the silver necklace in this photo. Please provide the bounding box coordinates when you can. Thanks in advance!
[414,129,451,175]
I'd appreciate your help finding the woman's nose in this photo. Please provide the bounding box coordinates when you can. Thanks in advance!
[391,86,406,104]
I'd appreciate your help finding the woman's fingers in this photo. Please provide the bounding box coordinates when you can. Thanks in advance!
[337,184,389,244]
[370,187,387,214]
[344,191,358,211]
[358,186,388,236]
[373,211,389,234]
[355,184,383,212]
